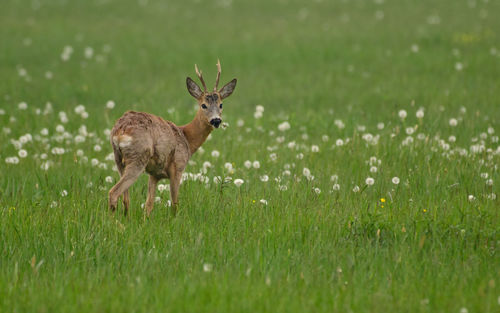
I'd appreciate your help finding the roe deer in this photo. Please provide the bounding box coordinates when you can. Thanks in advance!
[108,60,237,216]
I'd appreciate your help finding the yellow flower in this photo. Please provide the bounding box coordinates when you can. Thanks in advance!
[423,209,427,213]
[380,198,386,203]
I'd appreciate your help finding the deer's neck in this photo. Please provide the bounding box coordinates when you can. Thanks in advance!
[181,111,213,155]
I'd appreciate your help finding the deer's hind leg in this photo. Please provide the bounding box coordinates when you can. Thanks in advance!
[145,175,159,216]
[113,153,131,216]
[108,163,145,212]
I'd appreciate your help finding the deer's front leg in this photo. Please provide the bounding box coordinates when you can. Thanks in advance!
[145,175,159,216]
[169,169,182,217]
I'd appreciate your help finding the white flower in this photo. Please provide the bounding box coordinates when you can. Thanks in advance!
[56,125,65,133]
[203,263,213,272]
[256,105,264,113]
[106,100,115,109]
[252,161,260,169]
[59,111,68,123]
[91,158,99,166]
[254,111,263,119]
[259,199,268,205]
[392,176,400,185]
[296,153,304,159]
[269,153,277,161]
[234,179,244,187]
[449,118,458,127]
[18,149,28,158]
[211,150,220,158]
[398,110,407,119]
[352,185,360,192]
[455,62,463,71]
[370,166,377,173]
[459,307,468,313]
[243,160,252,169]
[406,127,415,135]
[322,135,329,142]
[377,122,385,130]
[334,119,345,129]
[61,190,68,197]
[311,145,319,152]
[303,168,311,177]
[84,46,94,59]
[416,108,424,119]
[468,195,475,201]
[365,177,375,186]
[94,145,102,152]
[480,173,489,179]
[74,105,86,114]
[486,179,493,186]
[224,162,233,172]
[448,135,456,143]
[213,176,222,184]
[336,139,344,146]
[278,121,290,131]
[105,176,113,183]
[236,119,244,127]
[313,187,321,194]
[18,102,28,110]
[287,141,296,149]
[5,156,20,164]
[411,44,419,53]
[332,184,340,191]
[260,175,269,182]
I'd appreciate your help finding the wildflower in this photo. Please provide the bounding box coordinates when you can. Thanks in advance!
[449,118,458,127]
[311,145,319,152]
[211,150,220,158]
[18,102,28,110]
[203,263,213,272]
[455,62,463,71]
[334,119,345,129]
[411,44,419,53]
[84,46,94,59]
[313,187,321,194]
[56,125,65,133]
[287,141,296,149]
[398,110,407,119]
[486,179,493,186]
[254,111,263,119]
[377,122,385,130]
[94,145,102,152]
[322,135,329,142]
[269,153,277,161]
[18,149,28,158]
[392,177,400,185]
[252,161,260,169]
[468,195,475,201]
[105,176,113,183]
[336,139,344,146]
[278,121,290,131]
[365,177,375,186]
[370,166,377,173]
[331,175,338,182]
[352,185,360,192]
[303,168,311,177]
[244,160,252,169]
[332,184,340,191]
[236,119,244,127]
[416,108,424,119]
[61,190,68,197]
[234,179,244,187]
[5,156,20,164]
[260,175,269,182]
[256,105,264,113]
[259,199,268,205]
[296,153,303,159]
[106,101,115,109]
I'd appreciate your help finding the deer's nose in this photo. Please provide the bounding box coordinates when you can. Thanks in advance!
[210,118,222,128]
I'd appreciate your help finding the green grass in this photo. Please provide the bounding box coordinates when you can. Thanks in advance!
[1,0,499,312]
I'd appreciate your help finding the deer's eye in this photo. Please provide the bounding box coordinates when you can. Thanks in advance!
[201,104,207,109]
[219,103,223,109]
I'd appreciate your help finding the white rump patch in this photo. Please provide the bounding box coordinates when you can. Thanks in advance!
[117,135,133,148]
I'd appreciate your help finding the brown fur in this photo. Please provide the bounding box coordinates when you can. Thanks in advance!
[108,63,236,216]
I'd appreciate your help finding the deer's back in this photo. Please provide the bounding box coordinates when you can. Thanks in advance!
[111,111,190,178]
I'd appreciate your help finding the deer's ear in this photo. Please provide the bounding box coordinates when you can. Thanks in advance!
[219,78,237,99]
[186,77,203,99]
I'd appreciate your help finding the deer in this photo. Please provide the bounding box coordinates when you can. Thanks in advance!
[108,60,237,217]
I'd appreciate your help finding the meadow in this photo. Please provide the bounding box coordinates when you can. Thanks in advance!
[1,0,499,312]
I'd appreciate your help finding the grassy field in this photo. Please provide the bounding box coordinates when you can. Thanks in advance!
[1,0,499,312]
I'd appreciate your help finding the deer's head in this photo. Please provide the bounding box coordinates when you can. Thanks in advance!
[186,60,237,128]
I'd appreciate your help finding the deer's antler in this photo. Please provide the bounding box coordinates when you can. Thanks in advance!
[214,59,221,92]
[194,64,207,92]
